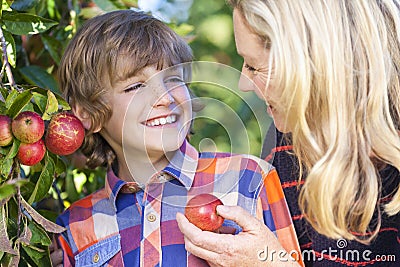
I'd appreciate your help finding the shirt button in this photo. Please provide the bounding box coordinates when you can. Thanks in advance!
[147,213,157,222]
[92,252,100,263]
[127,185,138,193]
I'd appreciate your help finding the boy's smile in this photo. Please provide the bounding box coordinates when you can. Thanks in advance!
[143,113,178,127]
[99,64,192,183]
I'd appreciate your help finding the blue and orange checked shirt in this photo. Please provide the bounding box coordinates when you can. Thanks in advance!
[57,140,302,266]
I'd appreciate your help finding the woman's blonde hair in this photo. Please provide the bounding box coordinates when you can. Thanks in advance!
[229,0,400,242]
[58,10,193,168]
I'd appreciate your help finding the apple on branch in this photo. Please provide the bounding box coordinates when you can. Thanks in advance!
[12,111,45,144]
[17,139,46,166]
[0,115,13,146]
[185,193,224,232]
[45,112,85,156]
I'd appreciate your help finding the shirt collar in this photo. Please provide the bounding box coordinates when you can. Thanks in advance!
[105,140,199,206]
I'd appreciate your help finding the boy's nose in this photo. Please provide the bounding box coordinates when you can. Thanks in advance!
[152,87,175,107]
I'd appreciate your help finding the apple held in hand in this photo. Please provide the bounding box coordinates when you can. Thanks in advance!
[17,139,46,166]
[12,111,45,144]
[185,193,224,232]
[45,112,85,156]
[0,115,13,146]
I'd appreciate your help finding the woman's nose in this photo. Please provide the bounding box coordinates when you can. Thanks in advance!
[238,72,256,92]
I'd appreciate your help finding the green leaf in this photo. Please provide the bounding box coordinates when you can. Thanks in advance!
[20,196,65,233]
[2,30,16,68]
[40,34,61,65]
[10,0,39,11]
[0,86,8,100]
[31,91,47,113]
[0,252,20,267]
[6,89,32,118]
[19,180,35,200]
[28,154,54,204]
[49,152,66,176]
[2,11,58,35]
[0,101,5,114]
[0,146,8,156]
[31,86,69,110]
[0,158,13,178]
[0,180,28,198]
[21,101,34,113]
[65,169,79,202]
[28,221,51,246]
[5,89,18,109]
[0,183,15,199]
[20,245,51,267]
[42,90,58,120]
[5,139,20,159]
[0,205,18,255]
[19,65,59,93]
[21,244,45,266]
[2,1,12,15]
[56,95,70,110]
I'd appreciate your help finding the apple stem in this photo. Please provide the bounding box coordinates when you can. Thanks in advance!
[0,27,18,95]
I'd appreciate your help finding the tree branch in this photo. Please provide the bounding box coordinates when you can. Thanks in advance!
[0,27,17,90]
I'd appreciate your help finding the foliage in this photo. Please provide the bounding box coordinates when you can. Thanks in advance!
[0,1,108,265]
[0,0,268,265]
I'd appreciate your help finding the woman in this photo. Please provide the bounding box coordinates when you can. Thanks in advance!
[176,0,400,266]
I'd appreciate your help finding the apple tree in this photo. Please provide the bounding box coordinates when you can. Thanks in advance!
[0,0,117,266]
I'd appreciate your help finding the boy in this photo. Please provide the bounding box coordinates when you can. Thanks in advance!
[56,10,301,266]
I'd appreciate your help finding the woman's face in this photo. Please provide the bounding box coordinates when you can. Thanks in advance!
[233,9,289,132]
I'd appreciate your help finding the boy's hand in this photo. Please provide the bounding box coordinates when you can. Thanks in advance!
[176,205,299,267]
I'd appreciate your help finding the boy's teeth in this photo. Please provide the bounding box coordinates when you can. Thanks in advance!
[146,115,176,126]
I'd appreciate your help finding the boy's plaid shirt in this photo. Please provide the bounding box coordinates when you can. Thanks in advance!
[57,140,302,266]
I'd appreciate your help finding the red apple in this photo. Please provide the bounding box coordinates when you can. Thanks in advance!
[185,193,224,232]
[12,111,45,144]
[17,139,46,166]
[0,115,13,146]
[45,112,85,155]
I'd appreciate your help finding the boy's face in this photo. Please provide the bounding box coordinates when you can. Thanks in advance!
[100,64,192,164]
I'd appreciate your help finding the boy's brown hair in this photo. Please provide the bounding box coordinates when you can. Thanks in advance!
[58,10,193,168]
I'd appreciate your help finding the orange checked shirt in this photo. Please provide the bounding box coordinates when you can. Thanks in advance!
[57,140,303,266]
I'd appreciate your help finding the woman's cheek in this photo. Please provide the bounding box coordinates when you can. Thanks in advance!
[253,75,268,99]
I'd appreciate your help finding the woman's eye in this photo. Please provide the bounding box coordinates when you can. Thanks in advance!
[124,83,144,93]
[245,63,257,72]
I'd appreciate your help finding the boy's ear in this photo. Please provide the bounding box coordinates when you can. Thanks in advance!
[73,105,101,133]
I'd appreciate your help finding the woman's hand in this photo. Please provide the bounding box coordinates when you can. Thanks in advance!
[176,205,299,267]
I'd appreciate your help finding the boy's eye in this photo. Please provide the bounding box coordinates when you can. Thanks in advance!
[244,63,257,72]
[124,83,145,93]
[164,76,185,88]
[165,76,185,84]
